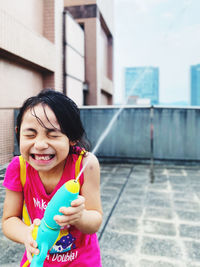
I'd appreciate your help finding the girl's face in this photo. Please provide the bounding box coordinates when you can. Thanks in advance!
[20,104,72,174]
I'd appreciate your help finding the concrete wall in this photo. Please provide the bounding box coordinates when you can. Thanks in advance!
[12,106,200,163]
[81,17,98,105]
[54,0,65,92]
[0,109,14,164]
[80,107,151,160]
[0,0,64,164]
[97,19,113,105]
[153,107,200,161]
[64,0,114,33]
[65,13,85,106]
[80,107,200,162]
[97,0,114,34]
[0,7,55,73]
[1,0,43,35]
[0,59,43,108]
[64,0,114,105]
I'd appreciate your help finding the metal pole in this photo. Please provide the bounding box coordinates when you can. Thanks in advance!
[150,106,155,183]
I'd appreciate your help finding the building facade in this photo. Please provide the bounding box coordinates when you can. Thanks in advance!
[63,12,85,106]
[191,64,200,106]
[0,0,64,164]
[0,0,114,164]
[64,0,114,105]
[125,67,159,105]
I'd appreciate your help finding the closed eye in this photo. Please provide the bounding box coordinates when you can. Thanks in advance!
[47,129,61,138]
[48,135,60,138]
[24,134,35,138]
[22,128,37,138]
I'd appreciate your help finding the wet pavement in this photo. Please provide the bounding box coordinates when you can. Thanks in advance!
[1,162,200,267]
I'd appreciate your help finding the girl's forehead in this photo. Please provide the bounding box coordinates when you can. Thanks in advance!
[22,104,60,128]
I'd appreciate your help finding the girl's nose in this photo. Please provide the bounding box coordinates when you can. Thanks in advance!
[34,138,49,150]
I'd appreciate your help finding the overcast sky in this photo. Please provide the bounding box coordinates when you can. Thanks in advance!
[113,0,200,105]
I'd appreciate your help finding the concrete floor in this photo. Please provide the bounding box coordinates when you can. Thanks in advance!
[1,163,200,267]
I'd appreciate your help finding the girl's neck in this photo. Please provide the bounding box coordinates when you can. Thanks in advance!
[38,160,66,194]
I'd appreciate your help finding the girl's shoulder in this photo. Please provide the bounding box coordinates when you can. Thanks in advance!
[79,152,100,184]
[6,156,20,173]
[3,156,22,191]
[82,152,100,171]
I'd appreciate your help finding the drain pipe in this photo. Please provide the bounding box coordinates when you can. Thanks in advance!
[62,11,66,95]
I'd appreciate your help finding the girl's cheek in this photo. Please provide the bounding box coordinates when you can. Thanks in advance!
[20,140,32,153]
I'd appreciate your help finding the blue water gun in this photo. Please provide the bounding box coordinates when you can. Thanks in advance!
[25,179,80,267]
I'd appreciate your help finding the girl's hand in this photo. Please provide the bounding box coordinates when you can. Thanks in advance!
[24,219,40,263]
[54,195,85,227]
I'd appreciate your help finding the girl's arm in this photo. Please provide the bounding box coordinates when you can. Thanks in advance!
[55,152,103,234]
[74,152,102,233]
[2,189,39,260]
[2,189,27,243]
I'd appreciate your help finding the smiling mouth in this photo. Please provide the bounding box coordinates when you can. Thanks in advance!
[30,154,55,161]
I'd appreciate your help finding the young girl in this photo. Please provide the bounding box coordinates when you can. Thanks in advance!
[2,89,102,266]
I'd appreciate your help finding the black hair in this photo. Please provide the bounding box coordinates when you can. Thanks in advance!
[16,89,90,153]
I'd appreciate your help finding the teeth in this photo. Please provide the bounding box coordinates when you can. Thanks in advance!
[35,155,52,161]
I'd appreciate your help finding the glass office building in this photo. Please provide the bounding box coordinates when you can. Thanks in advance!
[191,64,200,106]
[125,67,159,105]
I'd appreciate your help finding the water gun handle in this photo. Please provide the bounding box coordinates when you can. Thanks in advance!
[30,241,49,267]
[29,179,80,267]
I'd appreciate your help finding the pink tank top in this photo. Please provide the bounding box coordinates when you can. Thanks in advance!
[3,154,102,266]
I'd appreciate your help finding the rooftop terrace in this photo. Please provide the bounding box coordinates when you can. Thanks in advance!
[1,162,200,267]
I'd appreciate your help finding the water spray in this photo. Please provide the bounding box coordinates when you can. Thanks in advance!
[75,68,150,183]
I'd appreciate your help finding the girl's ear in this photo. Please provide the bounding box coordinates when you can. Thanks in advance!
[69,141,77,146]
[15,126,18,134]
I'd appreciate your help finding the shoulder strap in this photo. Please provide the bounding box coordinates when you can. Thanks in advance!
[19,155,26,187]
[75,150,85,179]
[19,151,85,227]
[20,151,85,184]
[19,155,31,226]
